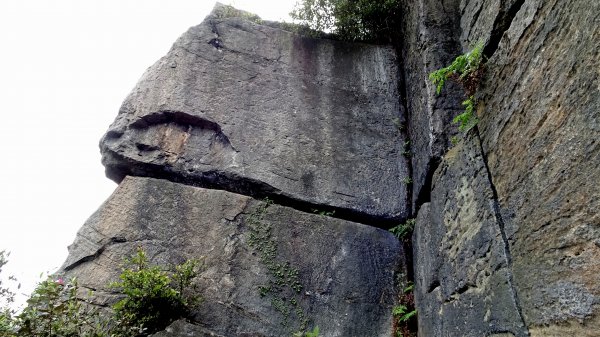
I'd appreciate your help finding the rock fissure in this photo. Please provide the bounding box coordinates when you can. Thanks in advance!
[54,2,598,336]
[483,0,526,59]
[475,129,529,336]
[103,149,402,227]
[62,236,127,272]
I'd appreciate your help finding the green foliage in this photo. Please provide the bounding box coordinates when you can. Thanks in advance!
[0,250,17,337]
[402,176,412,185]
[391,117,405,131]
[453,96,478,132]
[392,304,417,323]
[0,249,202,336]
[293,325,320,337]
[214,4,264,24]
[247,199,309,331]
[429,42,484,133]
[402,141,411,157]
[428,42,484,95]
[389,218,416,241]
[16,277,110,337]
[290,0,402,42]
[110,248,202,335]
[311,208,335,217]
[392,282,417,337]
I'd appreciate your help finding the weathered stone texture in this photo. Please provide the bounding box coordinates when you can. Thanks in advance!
[411,0,600,335]
[398,0,465,210]
[101,4,409,222]
[61,176,404,337]
[474,0,600,332]
[459,0,524,50]
[413,136,527,337]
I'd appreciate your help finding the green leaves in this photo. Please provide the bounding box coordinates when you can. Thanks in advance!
[293,325,320,337]
[428,42,485,133]
[428,42,484,95]
[389,219,416,241]
[452,96,479,132]
[110,247,202,335]
[0,247,202,337]
[290,0,402,42]
[16,277,110,337]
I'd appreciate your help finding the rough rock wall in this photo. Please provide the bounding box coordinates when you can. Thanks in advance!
[409,0,600,335]
[62,176,403,336]
[102,4,410,223]
[59,1,598,336]
[398,0,464,212]
[61,4,409,337]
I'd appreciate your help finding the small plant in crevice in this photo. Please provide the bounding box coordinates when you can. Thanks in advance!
[429,42,485,133]
[401,141,411,157]
[311,208,335,217]
[214,4,264,24]
[392,117,405,131]
[293,325,320,337]
[389,219,416,242]
[246,199,313,333]
[402,176,413,185]
[392,282,417,337]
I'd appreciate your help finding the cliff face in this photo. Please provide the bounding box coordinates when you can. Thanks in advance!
[404,0,600,335]
[60,1,598,336]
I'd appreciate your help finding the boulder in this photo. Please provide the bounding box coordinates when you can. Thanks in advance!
[100,4,409,223]
[61,176,404,337]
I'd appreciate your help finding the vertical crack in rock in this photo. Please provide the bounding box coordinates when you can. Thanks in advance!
[475,129,530,336]
[396,50,413,217]
[483,0,526,58]
[414,157,441,215]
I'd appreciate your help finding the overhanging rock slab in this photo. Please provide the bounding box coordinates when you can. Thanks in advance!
[100,5,409,222]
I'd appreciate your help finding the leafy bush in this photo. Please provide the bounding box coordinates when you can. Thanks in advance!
[290,0,402,42]
[429,42,484,133]
[0,248,202,336]
[16,277,109,337]
[110,248,202,335]
[0,251,17,336]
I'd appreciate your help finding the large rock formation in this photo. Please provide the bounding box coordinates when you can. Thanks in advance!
[61,4,409,337]
[101,4,409,223]
[62,176,403,336]
[59,0,598,336]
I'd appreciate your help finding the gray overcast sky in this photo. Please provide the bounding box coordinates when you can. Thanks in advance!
[0,0,296,306]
